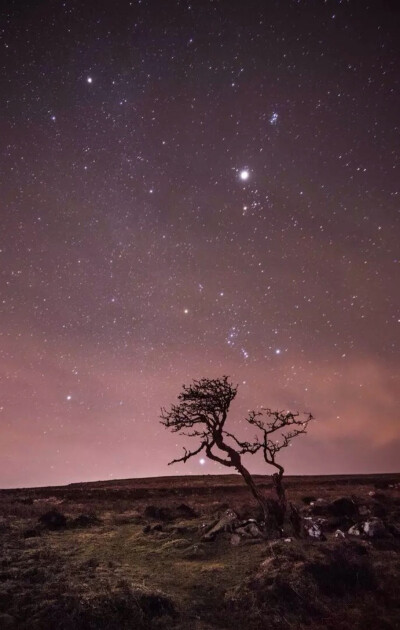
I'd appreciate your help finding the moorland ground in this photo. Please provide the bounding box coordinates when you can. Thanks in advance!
[0,473,399,629]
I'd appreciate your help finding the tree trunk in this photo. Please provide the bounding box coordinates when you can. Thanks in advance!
[236,462,270,522]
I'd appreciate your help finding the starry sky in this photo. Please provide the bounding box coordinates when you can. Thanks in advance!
[1,0,399,488]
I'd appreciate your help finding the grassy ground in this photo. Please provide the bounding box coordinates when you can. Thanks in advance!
[0,474,399,629]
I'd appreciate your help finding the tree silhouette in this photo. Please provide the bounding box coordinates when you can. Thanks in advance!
[160,376,313,532]
[225,408,313,526]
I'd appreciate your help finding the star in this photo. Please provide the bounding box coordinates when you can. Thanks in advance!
[239,169,250,181]
[66,395,72,401]
[86,76,93,84]
[199,458,206,465]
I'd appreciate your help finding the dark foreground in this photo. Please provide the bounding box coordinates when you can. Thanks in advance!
[0,473,399,629]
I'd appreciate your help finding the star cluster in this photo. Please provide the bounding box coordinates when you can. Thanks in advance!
[0,1,399,487]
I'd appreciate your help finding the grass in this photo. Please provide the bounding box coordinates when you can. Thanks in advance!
[0,473,399,629]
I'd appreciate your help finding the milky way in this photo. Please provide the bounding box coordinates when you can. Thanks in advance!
[1,1,399,487]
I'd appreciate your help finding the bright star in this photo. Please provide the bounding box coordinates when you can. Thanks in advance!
[275,349,281,355]
[66,395,72,401]
[184,308,189,314]
[199,458,206,465]
[239,169,249,181]
[87,76,93,84]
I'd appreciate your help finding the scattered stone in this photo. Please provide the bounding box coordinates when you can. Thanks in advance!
[368,491,376,497]
[363,518,385,538]
[302,495,317,505]
[348,524,362,536]
[247,522,263,537]
[230,533,241,546]
[335,529,346,539]
[202,509,238,541]
[284,537,292,543]
[303,517,326,540]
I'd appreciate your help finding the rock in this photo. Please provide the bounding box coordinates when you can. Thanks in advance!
[284,537,292,543]
[202,509,238,541]
[235,527,252,538]
[368,491,376,497]
[335,529,346,539]
[302,495,317,505]
[247,522,263,538]
[348,524,363,536]
[303,517,326,540]
[363,518,385,538]
[230,533,241,546]
[235,520,263,538]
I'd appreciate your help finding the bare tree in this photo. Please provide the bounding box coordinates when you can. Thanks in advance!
[160,376,313,533]
[225,408,313,528]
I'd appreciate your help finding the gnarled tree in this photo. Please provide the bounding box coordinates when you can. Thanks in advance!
[160,376,313,533]
[226,408,313,529]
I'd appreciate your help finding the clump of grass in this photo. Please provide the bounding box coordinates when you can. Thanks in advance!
[33,580,176,630]
[225,540,382,629]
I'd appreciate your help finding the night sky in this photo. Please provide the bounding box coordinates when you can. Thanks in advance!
[1,1,399,488]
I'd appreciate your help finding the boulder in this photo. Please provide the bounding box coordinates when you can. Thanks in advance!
[230,533,241,546]
[202,509,238,541]
[363,518,385,538]
[303,517,326,540]
[235,519,263,539]
[348,524,363,536]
